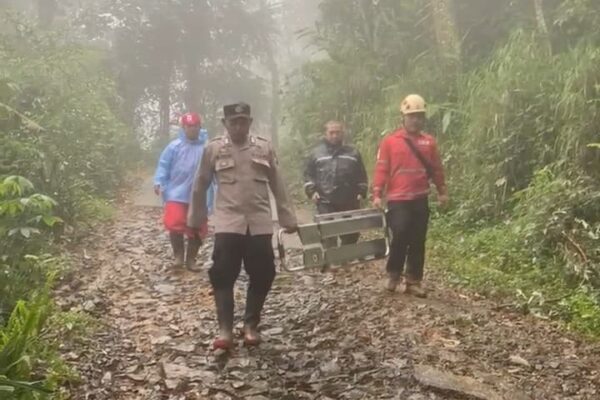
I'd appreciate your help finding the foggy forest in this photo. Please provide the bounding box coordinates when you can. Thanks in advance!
[1,0,599,399]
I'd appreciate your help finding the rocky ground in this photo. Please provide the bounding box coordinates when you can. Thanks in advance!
[55,188,600,400]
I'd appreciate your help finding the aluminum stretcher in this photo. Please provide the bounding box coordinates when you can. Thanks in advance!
[277,208,390,272]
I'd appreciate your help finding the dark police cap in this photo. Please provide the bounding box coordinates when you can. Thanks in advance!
[223,102,251,120]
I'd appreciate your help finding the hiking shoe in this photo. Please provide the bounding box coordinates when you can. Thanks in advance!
[405,282,427,298]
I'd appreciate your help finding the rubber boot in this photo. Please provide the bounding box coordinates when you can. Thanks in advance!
[185,238,202,271]
[385,273,401,292]
[213,289,235,350]
[242,291,268,346]
[169,233,185,268]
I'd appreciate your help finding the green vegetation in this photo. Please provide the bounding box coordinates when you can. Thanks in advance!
[0,8,139,398]
[2,0,600,396]
[0,0,287,396]
[0,175,79,398]
[282,0,600,336]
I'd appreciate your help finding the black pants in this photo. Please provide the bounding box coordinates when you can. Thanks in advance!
[385,198,430,281]
[209,232,275,296]
[317,201,361,248]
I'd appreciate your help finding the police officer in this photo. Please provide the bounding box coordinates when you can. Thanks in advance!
[304,121,368,248]
[188,102,297,350]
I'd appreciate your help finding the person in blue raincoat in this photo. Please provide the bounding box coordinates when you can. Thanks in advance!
[153,112,215,270]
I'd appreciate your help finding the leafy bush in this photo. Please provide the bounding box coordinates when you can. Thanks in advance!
[0,20,140,223]
[447,32,600,221]
[282,7,600,335]
[0,176,63,324]
[0,298,54,399]
[511,169,600,286]
[0,13,141,396]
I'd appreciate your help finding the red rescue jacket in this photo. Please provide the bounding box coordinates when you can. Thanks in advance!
[372,128,447,202]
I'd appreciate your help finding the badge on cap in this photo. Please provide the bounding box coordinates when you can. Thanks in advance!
[224,102,251,119]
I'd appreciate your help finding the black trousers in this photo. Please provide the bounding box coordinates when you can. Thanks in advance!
[385,198,430,281]
[209,232,275,296]
[317,201,361,247]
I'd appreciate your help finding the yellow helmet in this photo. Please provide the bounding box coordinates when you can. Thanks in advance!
[400,94,426,115]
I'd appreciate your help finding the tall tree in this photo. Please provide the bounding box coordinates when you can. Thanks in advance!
[36,0,58,28]
[259,0,281,147]
[265,42,281,148]
[79,0,277,142]
[429,0,461,68]
[533,0,552,54]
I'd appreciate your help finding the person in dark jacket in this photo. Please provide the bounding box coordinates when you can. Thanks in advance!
[304,121,368,247]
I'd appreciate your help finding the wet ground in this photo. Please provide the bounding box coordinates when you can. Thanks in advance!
[55,180,600,399]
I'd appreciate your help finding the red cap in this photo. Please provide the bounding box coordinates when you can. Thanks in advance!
[181,112,201,126]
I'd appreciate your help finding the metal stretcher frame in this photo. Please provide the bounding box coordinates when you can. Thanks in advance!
[277,208,390,272]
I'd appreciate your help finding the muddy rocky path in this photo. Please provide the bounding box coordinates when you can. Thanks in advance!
[55,186,599,400]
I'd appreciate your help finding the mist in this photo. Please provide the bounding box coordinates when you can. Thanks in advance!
[2,1,600,398]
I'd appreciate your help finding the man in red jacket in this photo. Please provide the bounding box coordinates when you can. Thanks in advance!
[372,94,449,297]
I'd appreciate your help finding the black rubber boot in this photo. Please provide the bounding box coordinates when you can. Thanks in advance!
[185,238,202,271]
[213,289,235,350]
[243,290,268,346]
[169,233,185,268]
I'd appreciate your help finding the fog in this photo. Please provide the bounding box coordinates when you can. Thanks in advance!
[0,0,322,148]
[2,2,600,396]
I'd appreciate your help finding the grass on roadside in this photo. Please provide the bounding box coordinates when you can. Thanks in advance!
[429,216,600,339]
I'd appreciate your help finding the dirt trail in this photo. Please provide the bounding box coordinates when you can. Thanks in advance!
[57,182,600,400]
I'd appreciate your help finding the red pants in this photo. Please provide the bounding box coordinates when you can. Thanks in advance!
[163,201,208,239]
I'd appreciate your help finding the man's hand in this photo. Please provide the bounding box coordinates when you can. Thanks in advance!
[312,192,320,203]
[372,197,383,209]
[154,185,161,196]
[438,193,449,208]
[357,194,363,201]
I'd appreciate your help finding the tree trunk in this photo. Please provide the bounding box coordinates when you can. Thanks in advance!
[358,0,375,53]
[532,0,552,54]
[265,44,280,149]
[260,0,280,148]
[158,79,171,144]
[183,54,201,113]
[429,0,461,68]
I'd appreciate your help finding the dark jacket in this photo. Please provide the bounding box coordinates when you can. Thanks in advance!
[304,140,368,206]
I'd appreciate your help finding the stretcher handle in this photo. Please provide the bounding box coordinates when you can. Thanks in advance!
[277,229,306,272]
